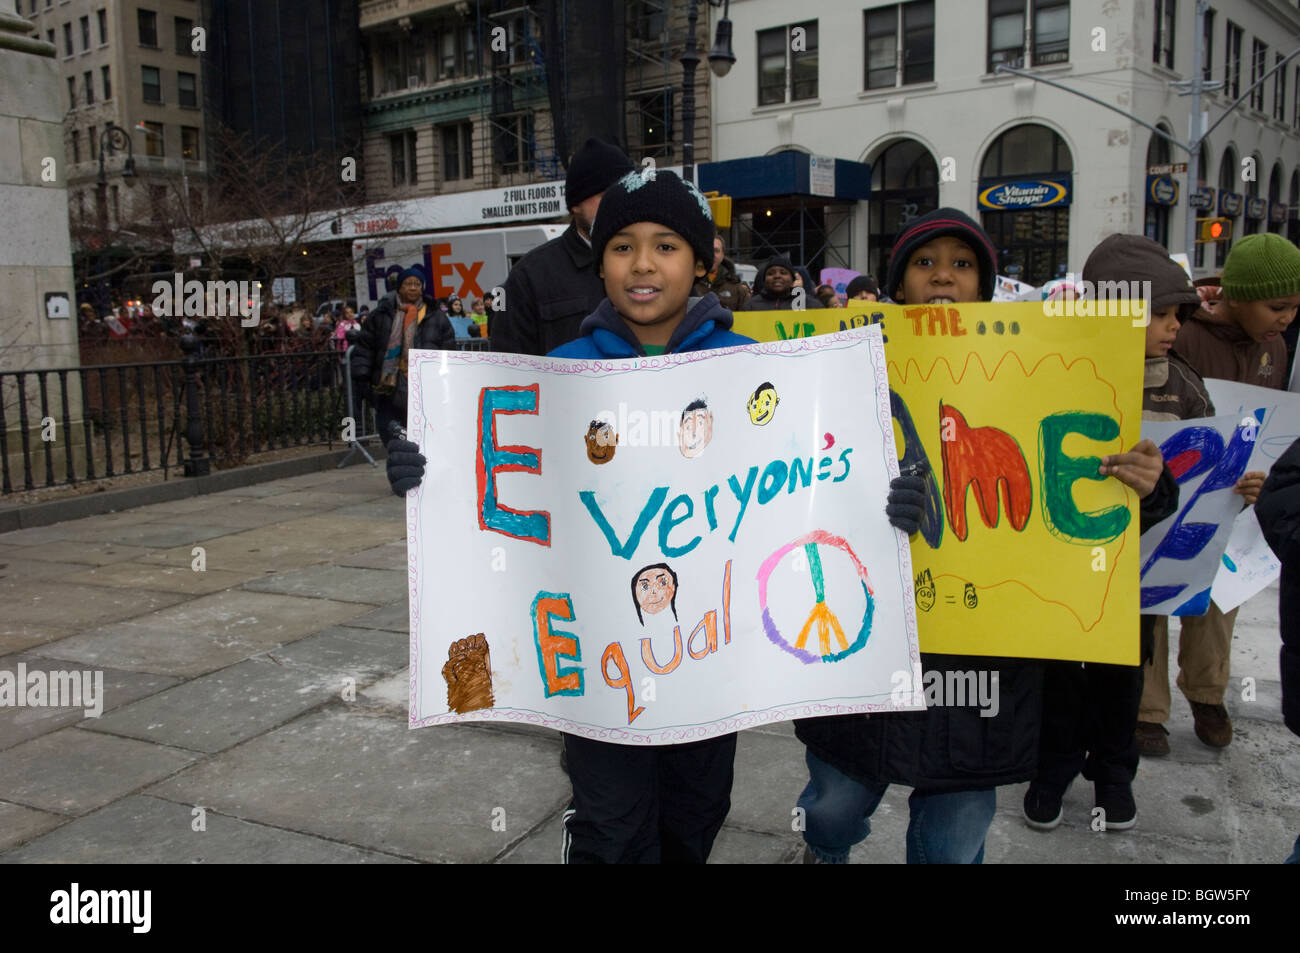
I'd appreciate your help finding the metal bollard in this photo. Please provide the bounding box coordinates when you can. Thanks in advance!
[180,333,210,477]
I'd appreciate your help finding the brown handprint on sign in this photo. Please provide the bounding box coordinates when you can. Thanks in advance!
[443,633,495,713]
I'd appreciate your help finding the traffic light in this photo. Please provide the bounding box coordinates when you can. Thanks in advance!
[1197,218,1232,242]
[702,190,732,227]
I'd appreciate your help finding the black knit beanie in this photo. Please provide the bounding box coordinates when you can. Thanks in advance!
[758,256,795,288]
[885,208,998,303]
[845,275,880,298]
[590,169,716,267]
[1082,234,1200,316]
[565,137,636,208]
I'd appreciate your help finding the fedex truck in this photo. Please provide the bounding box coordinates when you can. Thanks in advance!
[353,224,565,312]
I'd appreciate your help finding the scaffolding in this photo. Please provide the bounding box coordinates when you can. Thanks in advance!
[626,0,675,164]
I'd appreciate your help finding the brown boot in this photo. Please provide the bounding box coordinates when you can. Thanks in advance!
[1190,702,1232,747]
[1135,721,1170,756]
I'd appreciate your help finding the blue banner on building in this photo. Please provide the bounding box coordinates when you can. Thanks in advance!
[1146,174,1179,206]
[1219,191,1243,216]
[1272,201,1291,224]
[978,176,1072,210]
[1189,186,1216,211]
[1245,197,1267,220]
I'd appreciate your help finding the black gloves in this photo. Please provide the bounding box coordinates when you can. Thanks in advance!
[886,469,927,535]
[387,436,426,496]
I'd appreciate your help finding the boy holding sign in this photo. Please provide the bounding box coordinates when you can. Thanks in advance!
[386,169,932,863]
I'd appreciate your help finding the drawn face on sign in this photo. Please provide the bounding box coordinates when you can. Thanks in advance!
[632,563,678,624]
[747,382,780,426]
[585,420,617,464]
[679,400,713,458]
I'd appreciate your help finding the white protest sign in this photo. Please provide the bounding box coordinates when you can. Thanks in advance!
[1209,507,1282,613]
[1140,414,1257,616]
[406,328,924,744]
[1204,378,1295,466]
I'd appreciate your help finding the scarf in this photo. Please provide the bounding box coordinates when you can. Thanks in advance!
[377,301,421,395]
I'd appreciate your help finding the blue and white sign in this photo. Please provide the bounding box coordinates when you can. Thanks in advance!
[1189,187,1215,211]
[1245,197,1267,220]
[1219,191,1243,216]
[1146,174,1179,206]
[978,177,1072,210]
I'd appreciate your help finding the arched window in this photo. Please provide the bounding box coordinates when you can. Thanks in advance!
[868,139,939,283]
[1289,171,1299,245]
[1268,163,1284,234]
[978,124,1073,287]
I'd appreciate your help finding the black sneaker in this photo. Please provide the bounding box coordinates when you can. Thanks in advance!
[1094,783,1137,831]
[1023,783,1064,831]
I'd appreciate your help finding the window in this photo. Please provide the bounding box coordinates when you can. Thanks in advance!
[47,29,54,47]
[988,0,1025,70]
[865,2,935,90]
[630,0,667,42]
[1250,40,1267,111]
[79,14,89,51]
[83,70,93,104]
[440,121,473,181]
[1153,0,1174,69]
[175,17,192,54]
[494,112,535,173]
[138,9,157,48]
[181,126,200,160]
[101,65,110,100]
[142,121,163,157]
[756,20,818,105]
[1225,21,1242,99]
[88,124,96,160]
[142,65,161,103]
[380,34,426,91]
[178,71,196,107]
[1295,67,1300,130]
[62,21,71,56]
[1276,54,1287,122]
[149,185,166,226]
[97,8,106,45]
[67,75,75,108]
[389,130,417,186]
[634,90,673,159]
[1201,8,1214,83]
[1032,0,1069,65]
[70,129,80,164]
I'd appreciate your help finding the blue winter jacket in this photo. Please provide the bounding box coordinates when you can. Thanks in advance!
[548,293,753,359]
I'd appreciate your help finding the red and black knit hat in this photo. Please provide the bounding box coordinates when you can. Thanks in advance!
[885,208,998,303]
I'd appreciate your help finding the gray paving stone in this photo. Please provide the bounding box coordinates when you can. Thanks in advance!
[241,565,404,604]
[148,710,573,862]
[0,653,180,751]
[72,522,237,548]
[151,499,338,528]
[83,626,408,753]
[344,603,410,633]
[39,590,371,677]
[0,727,196,815]
[0,795,411,863]
[725,728,812,835]
[5,539,155,566]
[339,543,407,571]
[0,800,66,852]
[0,584,186,655]
[59,561,258,597]
[332,498,406,521]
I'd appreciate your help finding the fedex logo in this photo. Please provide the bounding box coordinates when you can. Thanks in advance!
[365,242,486,301]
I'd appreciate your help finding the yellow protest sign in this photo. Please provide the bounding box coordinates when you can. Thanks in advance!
[733,301,1146,664]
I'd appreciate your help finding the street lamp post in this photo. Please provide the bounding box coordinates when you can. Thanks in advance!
[681,0,736,186]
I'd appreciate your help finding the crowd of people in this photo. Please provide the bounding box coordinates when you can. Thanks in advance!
[373,138,1300,866]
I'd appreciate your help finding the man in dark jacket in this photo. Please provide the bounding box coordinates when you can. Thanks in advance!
[490,138,635,356]
[742,256,799,310]
[693,235,751,311]
[1255,437,1300,862]
[351,265,456,439]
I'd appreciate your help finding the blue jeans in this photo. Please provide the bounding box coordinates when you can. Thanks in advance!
[1287,833,1300,865]
[798,749,997,864]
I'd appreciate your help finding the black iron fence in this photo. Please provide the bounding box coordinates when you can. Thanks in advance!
[0,336,492,496]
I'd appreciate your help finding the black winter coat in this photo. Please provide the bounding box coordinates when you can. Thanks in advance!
[350,292,456,413]
[1256,437,1300,736]
[490,224,606,356]
[795,465,1180,793]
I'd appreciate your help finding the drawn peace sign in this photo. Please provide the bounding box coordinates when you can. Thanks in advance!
[756,530,875,664]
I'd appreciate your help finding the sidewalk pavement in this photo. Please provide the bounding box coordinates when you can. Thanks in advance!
[0,464,1294,864]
